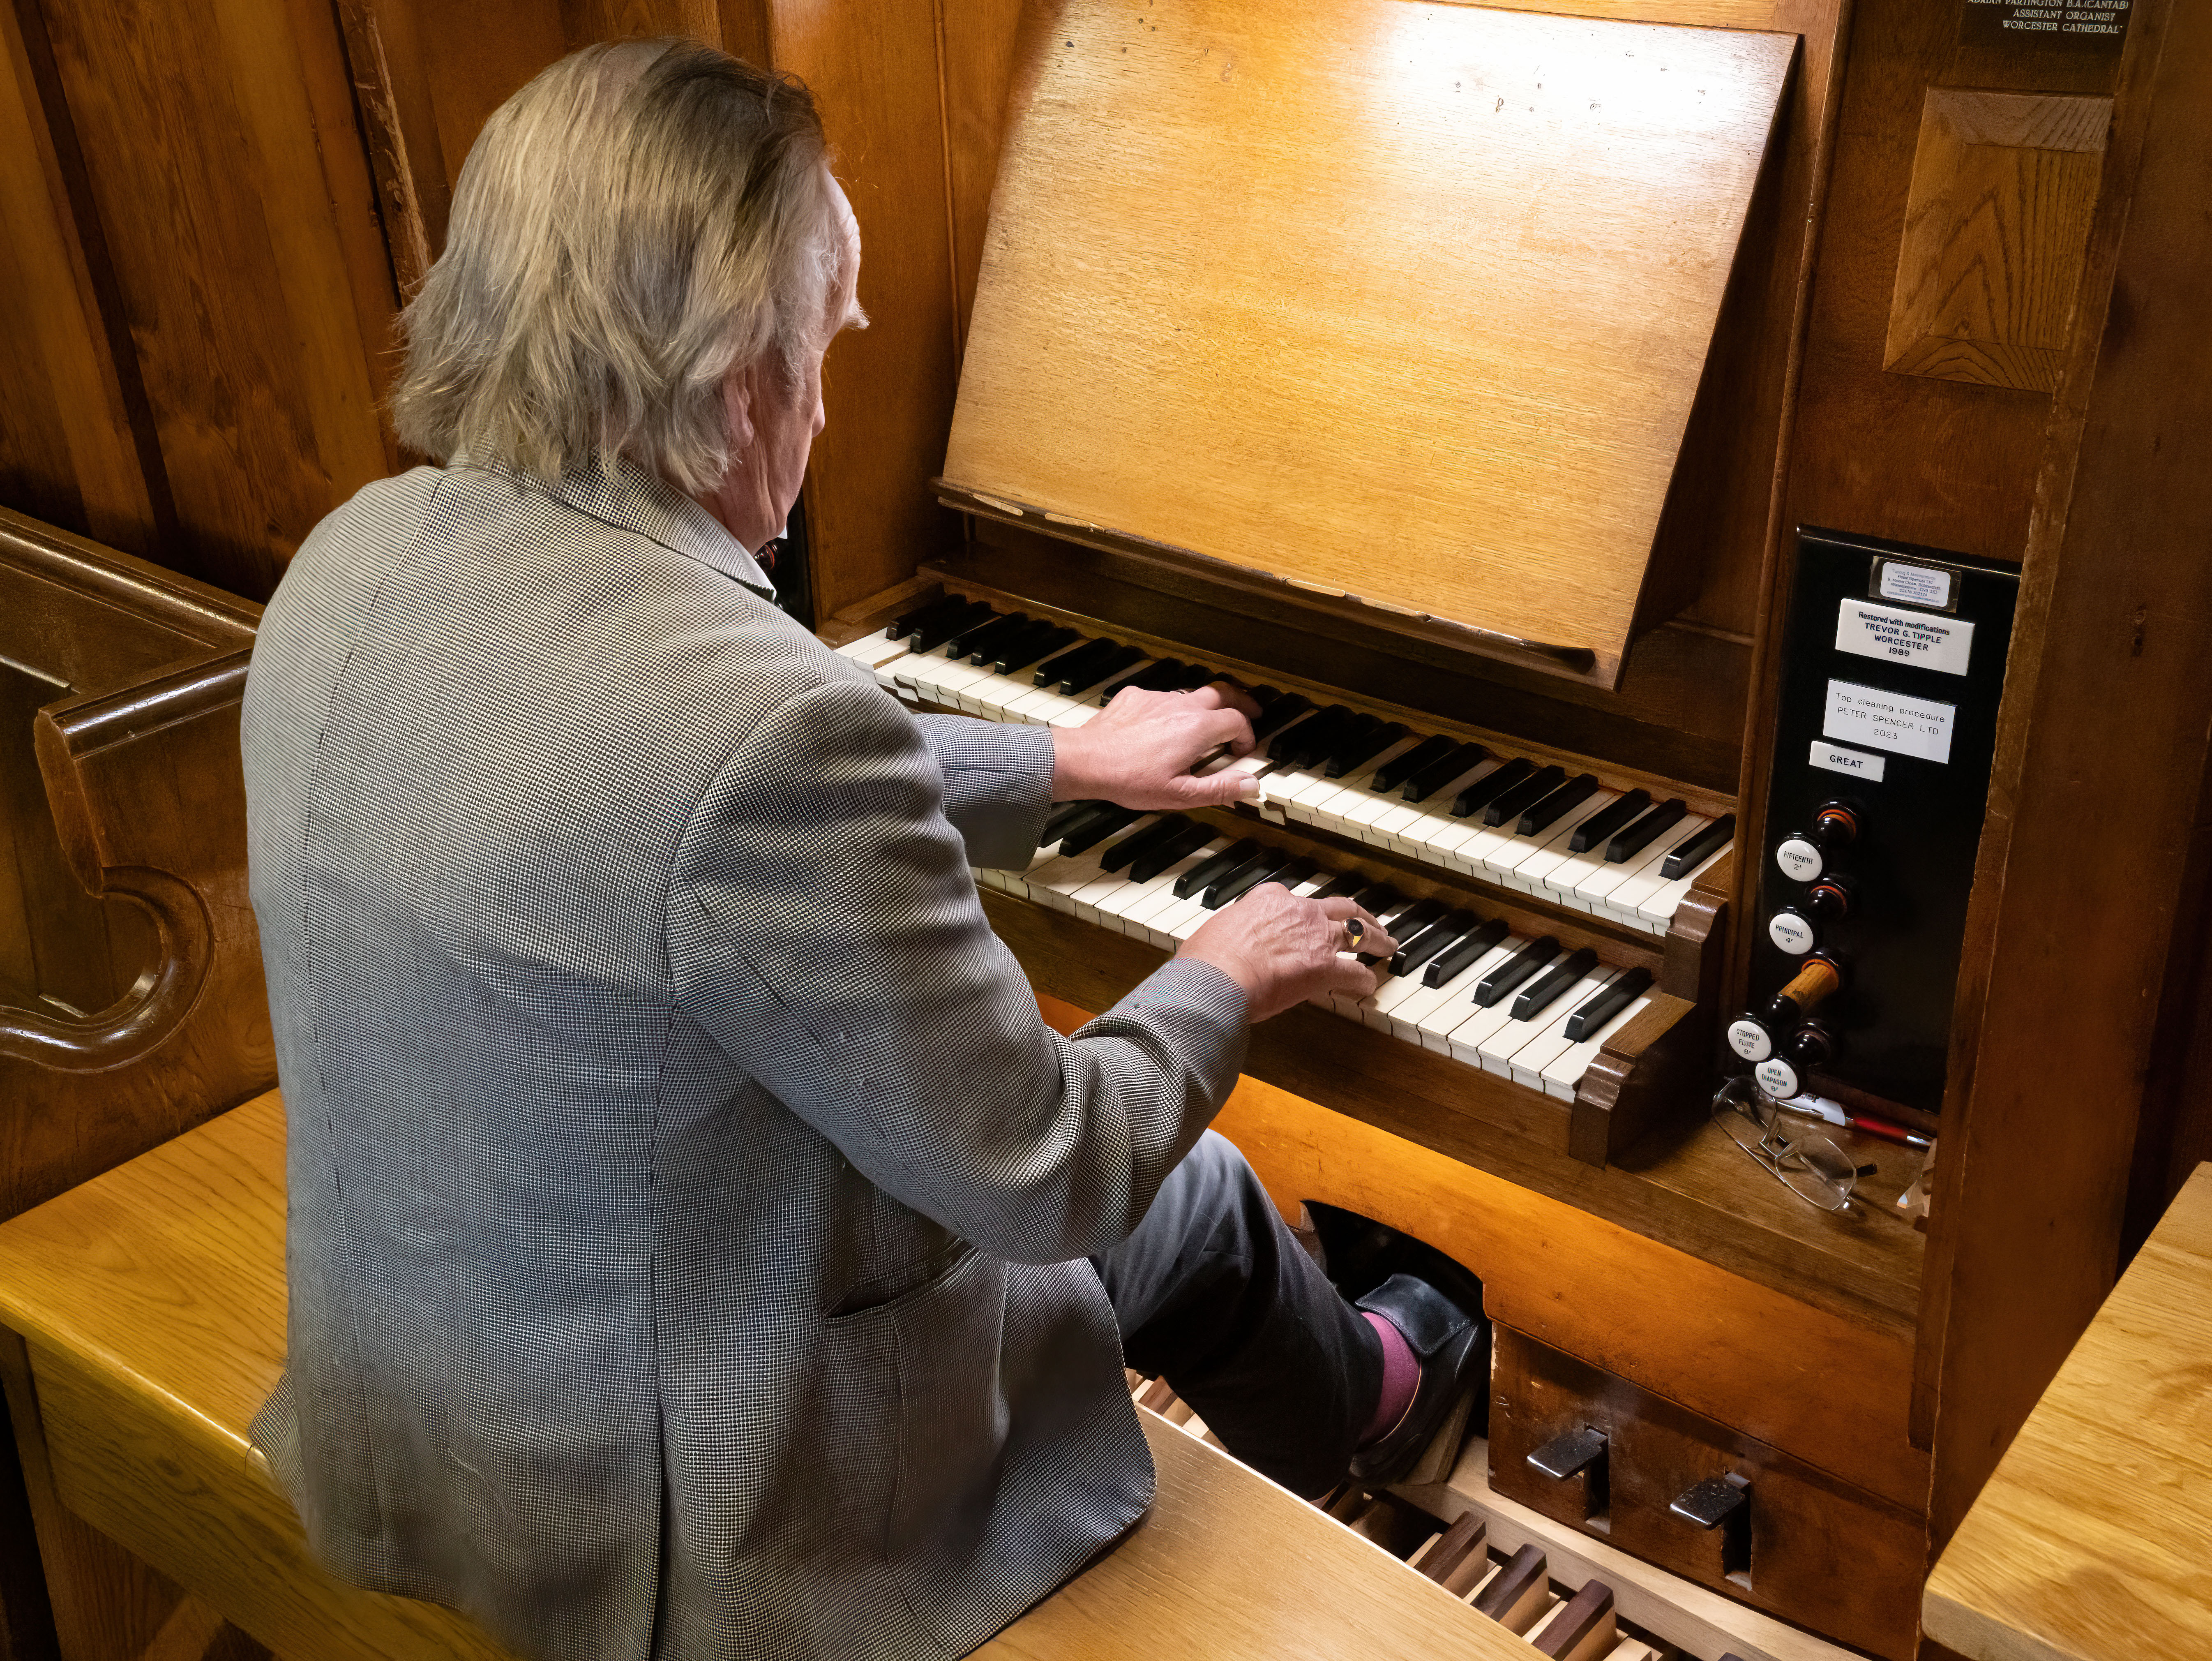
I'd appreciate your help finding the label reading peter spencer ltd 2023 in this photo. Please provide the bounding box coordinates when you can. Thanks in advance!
[1824,679,1956,765]
[1836,599,1974,676]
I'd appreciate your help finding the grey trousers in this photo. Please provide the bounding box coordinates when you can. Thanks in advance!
[1091,1130,1384,1496]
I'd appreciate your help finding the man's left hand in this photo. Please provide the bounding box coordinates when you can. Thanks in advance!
[1051,682,1263,809]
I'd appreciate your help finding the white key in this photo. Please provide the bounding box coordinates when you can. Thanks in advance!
[1630,842,1733,932]
[959,668,1049,719]
[1063,817,1162,921]
[902,648,996,707]
[1608,832,1730,929]
[1497,790,1619,892]
[1504,970,1615,1088]
[835,634,915,681]
[1386,948,1494,1041]
[1360,959,1444,1033]
[1476,967,1605,1077]
[1019,848,1110,913]
[1303,738,1425,833]
[1417,938,1524,1054]
[1382,758,1503,859]
[1543,986,1657,1102]
[1573,814,1707,912]
[1120,841,1231,941]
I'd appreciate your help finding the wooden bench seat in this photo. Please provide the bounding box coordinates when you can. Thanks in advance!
[0,1088,1533,1661]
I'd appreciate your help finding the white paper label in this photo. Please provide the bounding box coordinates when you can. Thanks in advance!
[1836,599,1974,676]
[1877,561,1954,609]
[1810,740,1887,783]
[1825,679,1956,765]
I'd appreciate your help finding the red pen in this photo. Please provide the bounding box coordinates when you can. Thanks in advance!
[1779,1093,1933,1150]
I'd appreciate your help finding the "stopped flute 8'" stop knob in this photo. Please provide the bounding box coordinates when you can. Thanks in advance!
[1764,955,1842,1027]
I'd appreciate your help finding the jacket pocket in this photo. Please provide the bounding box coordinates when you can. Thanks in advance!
[823,1244,1010,1648]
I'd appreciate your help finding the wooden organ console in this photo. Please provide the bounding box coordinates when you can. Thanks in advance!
[0,0,2207,1654]
[787,0,2212,1655]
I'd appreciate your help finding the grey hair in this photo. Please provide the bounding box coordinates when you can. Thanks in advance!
[389,39,841,492]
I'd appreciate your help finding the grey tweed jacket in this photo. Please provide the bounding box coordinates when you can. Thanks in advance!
[240,462,1249,1661]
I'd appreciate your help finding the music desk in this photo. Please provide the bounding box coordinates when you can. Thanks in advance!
[1922,1162,2212,1661]
[0,1089,1529,1661]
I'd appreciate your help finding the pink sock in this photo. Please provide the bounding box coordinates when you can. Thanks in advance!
[1359,1311,1419,1443]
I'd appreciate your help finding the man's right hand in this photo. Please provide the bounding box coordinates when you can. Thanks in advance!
[1177,884,1399,1022]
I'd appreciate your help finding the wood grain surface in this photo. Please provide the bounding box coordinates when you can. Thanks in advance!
[1921,1164,2212,1661]
[1883,91,2109,392]
[943,0,1793,683]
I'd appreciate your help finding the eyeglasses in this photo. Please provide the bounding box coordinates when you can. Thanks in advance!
[1712,1077,1866,1213]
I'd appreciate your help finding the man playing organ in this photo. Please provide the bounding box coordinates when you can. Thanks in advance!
[240,38,1486,1661]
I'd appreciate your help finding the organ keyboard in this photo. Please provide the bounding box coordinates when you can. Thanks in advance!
[835,601,1735,938]
[834,596,1733,1133]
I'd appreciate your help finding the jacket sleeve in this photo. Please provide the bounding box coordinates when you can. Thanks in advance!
[909,712,1055,872]
[666,672,1248,1262]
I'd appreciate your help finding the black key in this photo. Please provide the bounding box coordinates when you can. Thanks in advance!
[1276,704,1352,765]
[1660,814,1736,880]
[948,610,1024,660]
[1263,855,1320,896]
[1174,837,1260,900]
[1373,735,1454,795]
[913,599,994,653]
[1059,806,1144,857]
[1130,821,1217,883]
[1041,797,1110,845]
[1107,657,1188,701]
[1564,966,1654,1041]
[1605,797,1688,863]
[943,607,1012,657]
[1392,908,1475,978]
[1178,663,1225,692]
[1425,917,1509,987]
[1311,870,1365,902]
[1510,947,1601,1020]
[1405,742,1488,803]
[1473,936,1561,1008]
[1365,897,1442,965]
[1452,756,1533,818]
[1483,764,1567,827]
[1033,636,1108,688]
[1351,882,1401,919]
[1315,713,1381,776]
[1100,815,1190,873]
[971,615,1040,665]
[1205,847,1294,908]
[886,594,965,640]
[1327,719,1409,780]
[1252,692,1312,741]
[1569,790,1653,855]
[994,621,1076,672]
[1516,772,1599,836]
[1066,642,1145,695]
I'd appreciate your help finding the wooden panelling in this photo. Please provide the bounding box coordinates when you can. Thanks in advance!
[938,0,1025,352]
[1918,0,2212,1550]
[1782,0,2120,568]
[773,0,963,619]
[1035,993,1928,1513]
[34,0,399,599]
[1922,1164,2212,1661]
[1488,1328,1923,1661]
[0,0,162,559]
[1883,90,2110,392]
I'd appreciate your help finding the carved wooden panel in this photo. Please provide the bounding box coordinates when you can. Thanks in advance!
[1882,89,2110,393]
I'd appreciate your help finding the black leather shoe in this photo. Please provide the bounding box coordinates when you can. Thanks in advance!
[1346,1273,1490,1485]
